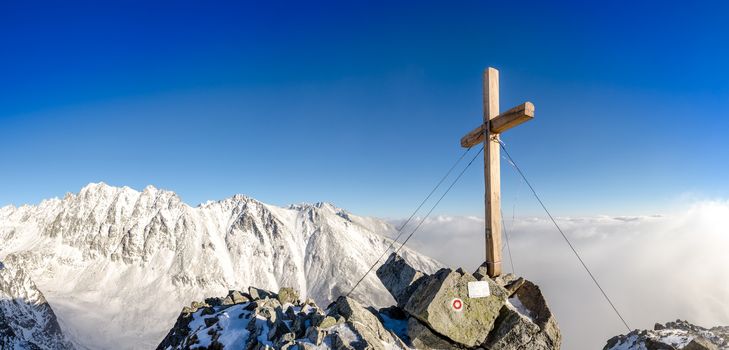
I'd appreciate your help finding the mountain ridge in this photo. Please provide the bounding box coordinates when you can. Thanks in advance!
[0,182,441,349]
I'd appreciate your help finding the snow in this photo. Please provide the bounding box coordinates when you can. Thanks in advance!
[184,303,253,349]
[0,182,443,350]
[605,329,695,350]
[326,323,360,345]
[606,334,648,350]
[650,329,692,348]
[506,295,534,322]
[0,264,74,349]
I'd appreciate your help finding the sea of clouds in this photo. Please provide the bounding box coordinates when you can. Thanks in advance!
[390,200,729,349]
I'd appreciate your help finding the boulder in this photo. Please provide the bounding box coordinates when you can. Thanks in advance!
[510,280,560,347]
[254,298,282,324]
[291,316,307,338]
[305,326,325,345]
[297,341,320,350]
[684,337,718,350]
[316,315,338,329]
[406,317,460,350]
[376,253,426,306]
[277,287,300,305]
[249,286,274,300]
[228,290,250,305]
[330,296,407,350]
[204,317,219,328]
[268,317,292,342]
[403,268,506,347]
[222,292,249,306]
[484,305,558,350]
[330,331,357,350]
[472,262,491,281]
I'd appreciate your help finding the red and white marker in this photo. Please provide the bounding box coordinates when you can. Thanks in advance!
[451,298,463,312]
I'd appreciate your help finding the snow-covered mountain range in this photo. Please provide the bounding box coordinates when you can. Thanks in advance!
[0,183,441,349]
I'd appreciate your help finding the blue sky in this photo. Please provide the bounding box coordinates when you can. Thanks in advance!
[1,1,727,217]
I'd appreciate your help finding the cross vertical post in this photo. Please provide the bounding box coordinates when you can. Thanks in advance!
[460,67,535,278]
[483,68,502,277]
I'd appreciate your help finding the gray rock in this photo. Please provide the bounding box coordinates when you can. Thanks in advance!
[376,253,426,306]
[305,326,325,345]
[330,296,407,350]
[330,331,357,350]
[403,268,506,347]
[200,307,215,316]
[204,317,219,328]
[279,341,296,350]
[268,317,292,341]
[472,262,491,281]
[684,337,718,350]
[491,274,526,297]
[297,341,320,350]
[285,306,298,320]
[484,306,555,350]
[406,317,460,350]
[249,286,274,300]
[274,334,296,349]
[511,280,560,347]
[255,298,282,324]
[317,315,338,329]
[304,298,317,307]
[223,290,250,305]
[277,287,300,305]
[292,316,307,338]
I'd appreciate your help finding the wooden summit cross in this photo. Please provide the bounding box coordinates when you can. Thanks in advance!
[460,67,534,278]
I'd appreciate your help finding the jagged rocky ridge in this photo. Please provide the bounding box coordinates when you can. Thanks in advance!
[0,183,440,349]
[0,262,74,350]
[604,320,729,350]
[159,253,561,349]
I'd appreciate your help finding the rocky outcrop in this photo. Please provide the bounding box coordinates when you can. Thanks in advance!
[604,320,728,350]
[375,253,425,306]
[0,262,74,350]
[157,287,409,350]
[158,254,562,349]
[377,253,561,349]
[402,268,506,347]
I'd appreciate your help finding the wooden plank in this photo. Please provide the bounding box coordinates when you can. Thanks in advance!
[491,102,534,133]
[460,124,486,148]
[483,67,502,277]
[460,102,534,147]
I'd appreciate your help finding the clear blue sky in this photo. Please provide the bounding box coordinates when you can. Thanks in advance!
[1,1,727,217]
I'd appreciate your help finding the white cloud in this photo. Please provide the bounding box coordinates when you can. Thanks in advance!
[389,200,729,349]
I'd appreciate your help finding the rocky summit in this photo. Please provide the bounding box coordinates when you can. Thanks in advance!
[156,286,408,350]
[159,253,561,349]
[604,319,729,350]
[377,253,561,350]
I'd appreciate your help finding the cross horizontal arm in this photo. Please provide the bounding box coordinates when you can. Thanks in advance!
[460,102,534,148]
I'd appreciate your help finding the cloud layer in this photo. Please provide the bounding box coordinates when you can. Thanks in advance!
[389,200,729,349]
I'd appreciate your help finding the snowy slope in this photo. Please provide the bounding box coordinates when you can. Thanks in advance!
[0,263,74,350]
[0,183,441,349]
